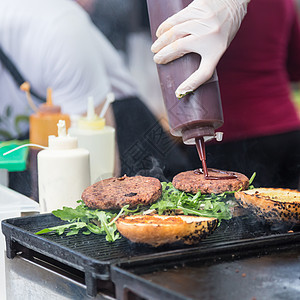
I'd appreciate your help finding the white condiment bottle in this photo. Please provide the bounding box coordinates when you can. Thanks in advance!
[69,96,115,184]
[38,120,90,213]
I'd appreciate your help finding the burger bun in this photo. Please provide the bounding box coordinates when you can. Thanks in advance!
[116,214,218,247]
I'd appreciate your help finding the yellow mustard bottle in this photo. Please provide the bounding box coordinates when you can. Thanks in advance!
[68,96,115,183]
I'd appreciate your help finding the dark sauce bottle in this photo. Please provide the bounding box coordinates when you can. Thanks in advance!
[146,0,224,146]
[147,0,233,180]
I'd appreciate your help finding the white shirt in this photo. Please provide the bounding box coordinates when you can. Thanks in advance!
[0,0,138,139]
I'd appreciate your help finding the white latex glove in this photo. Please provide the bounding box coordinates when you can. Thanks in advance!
[151,0,250,98]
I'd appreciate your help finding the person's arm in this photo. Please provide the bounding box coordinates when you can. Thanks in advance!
[151,0,250,98]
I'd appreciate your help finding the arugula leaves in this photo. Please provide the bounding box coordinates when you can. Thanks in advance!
[151,182,233,221]
[35,201,127,242]
[35,222,87,236]
[248,172,256,189]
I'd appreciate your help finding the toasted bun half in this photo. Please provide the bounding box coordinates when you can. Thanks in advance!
[116,214,218,247]
[235,188,300,224]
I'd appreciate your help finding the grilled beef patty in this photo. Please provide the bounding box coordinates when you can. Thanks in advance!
[172,169,249,194]
[82,175,162,210]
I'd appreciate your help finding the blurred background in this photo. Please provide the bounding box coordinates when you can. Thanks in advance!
[78,0,300,119]
[76,0,167,121]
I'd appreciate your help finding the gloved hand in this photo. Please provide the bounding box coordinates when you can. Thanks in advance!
[151,0,250,98]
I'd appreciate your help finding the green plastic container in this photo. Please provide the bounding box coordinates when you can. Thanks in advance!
[0,140,29,172]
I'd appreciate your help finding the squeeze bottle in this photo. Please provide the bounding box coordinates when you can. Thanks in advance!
[28,87,71,201]
[30,88,71,147]
[38,120,90,213]
[68,96,115,183]
[146,0,224,145]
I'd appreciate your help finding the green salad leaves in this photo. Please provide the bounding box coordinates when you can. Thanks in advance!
[35,202,130,242]
[149,182,233,220]
[36,174,256,242]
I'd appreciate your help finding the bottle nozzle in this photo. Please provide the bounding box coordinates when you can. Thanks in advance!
[87,96,97,121]
[57,120,67,137]
[77,96,108,130]
[99,92,115,119]
[38,87,61,114]
[46,88,53,106]
[47,119,77,149]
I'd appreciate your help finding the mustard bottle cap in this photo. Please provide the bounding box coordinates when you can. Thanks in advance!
[77,97,105,130]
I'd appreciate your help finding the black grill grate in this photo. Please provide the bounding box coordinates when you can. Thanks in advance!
[2,213,300,297]
[2,214,267,259]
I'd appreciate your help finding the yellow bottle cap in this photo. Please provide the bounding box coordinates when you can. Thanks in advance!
[77,96,105,130]
[77,117,105,130]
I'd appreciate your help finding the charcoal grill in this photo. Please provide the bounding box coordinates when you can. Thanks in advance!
[2,213,300,299]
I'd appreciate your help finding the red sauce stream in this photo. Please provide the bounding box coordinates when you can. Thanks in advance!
[195,137,237,180]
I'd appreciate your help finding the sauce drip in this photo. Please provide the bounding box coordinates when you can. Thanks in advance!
[195,137,237,180]
[194,168,237,180]
[195,136,208,177]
